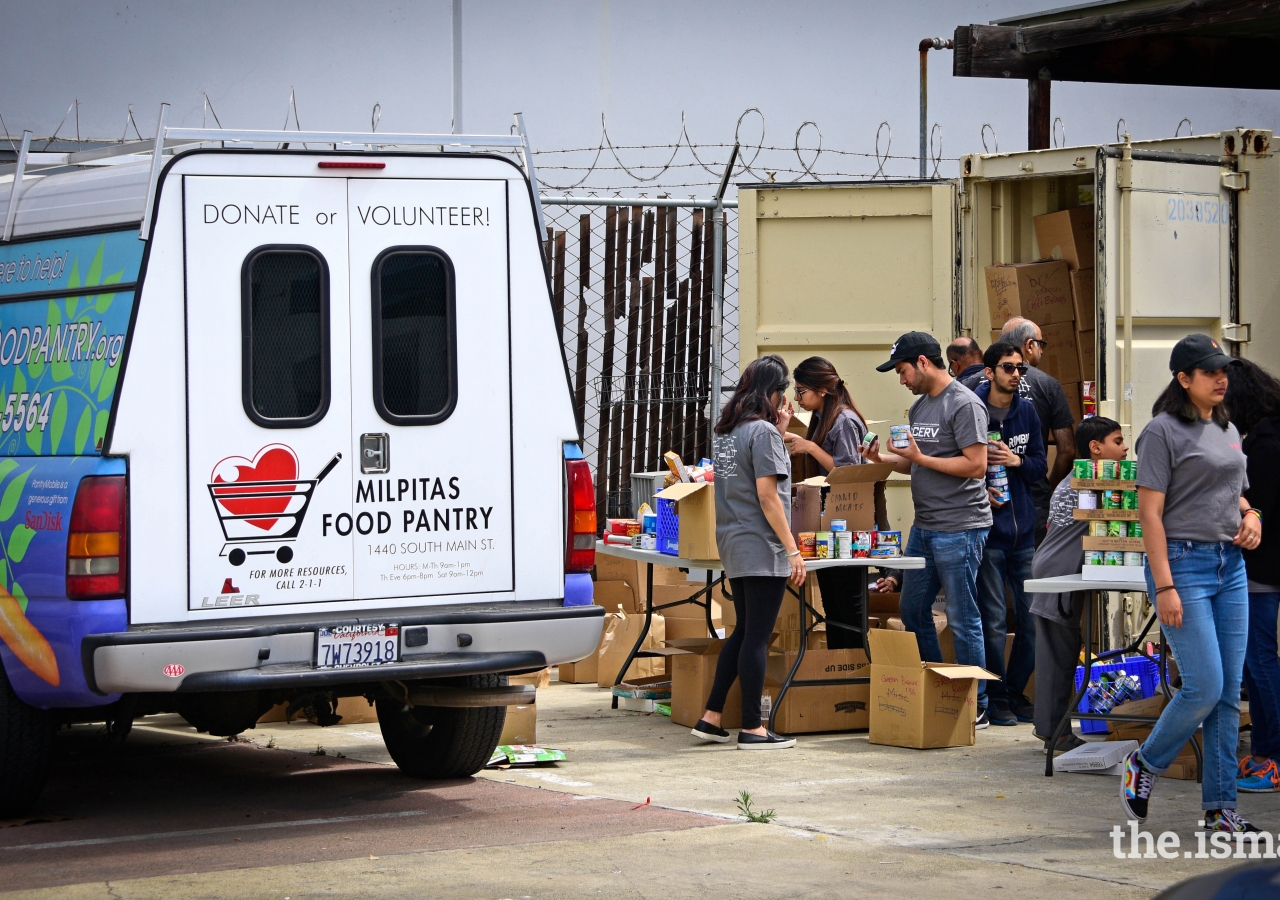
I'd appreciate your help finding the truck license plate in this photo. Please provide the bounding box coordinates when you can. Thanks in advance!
[315,624,400,668]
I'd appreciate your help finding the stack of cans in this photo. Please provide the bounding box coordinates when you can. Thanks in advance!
[987,431,1010,504]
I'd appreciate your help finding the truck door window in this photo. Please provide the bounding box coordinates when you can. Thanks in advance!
[241,246,331,428]
[371,248,457,425]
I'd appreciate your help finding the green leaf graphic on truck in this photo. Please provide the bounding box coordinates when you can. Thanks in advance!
[0,234,138,457]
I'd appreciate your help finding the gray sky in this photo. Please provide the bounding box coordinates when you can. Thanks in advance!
[3,0,1278,187]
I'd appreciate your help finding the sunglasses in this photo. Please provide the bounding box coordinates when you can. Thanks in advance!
[995,362,1029,375]
[1029,339,1049,349]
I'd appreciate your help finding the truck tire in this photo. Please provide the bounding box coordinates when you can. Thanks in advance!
[0,666,52,817]
[377,674,508,779]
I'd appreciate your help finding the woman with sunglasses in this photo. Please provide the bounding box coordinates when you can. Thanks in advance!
[1120,335,1260,834]
[781,357,872,649]
[692,354,805,750]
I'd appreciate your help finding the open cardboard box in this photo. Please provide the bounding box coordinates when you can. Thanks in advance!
[792,463,898,534]
[654,482,718,561]
[984,260,1073,330]
[867,629,998,749]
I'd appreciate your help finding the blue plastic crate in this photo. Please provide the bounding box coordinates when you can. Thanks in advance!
[1073,655,1162,734]
[656,497,680,556]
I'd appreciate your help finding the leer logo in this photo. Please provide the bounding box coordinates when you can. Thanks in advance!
[163,663,185,678]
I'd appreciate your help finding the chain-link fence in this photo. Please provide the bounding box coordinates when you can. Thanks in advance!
[540,198,738,523]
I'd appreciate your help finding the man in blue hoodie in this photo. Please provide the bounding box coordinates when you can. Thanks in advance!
[974,342,1047,726]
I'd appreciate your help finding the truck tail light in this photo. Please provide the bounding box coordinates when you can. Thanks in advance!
[565,459,596,574]
[67,476,127,600]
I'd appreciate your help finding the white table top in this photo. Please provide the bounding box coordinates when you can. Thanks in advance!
[1024,573,1149,594]
[596,540,924,570]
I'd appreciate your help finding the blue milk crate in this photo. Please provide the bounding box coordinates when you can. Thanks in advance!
[656,497,680,556]
[1073,654,1162,734]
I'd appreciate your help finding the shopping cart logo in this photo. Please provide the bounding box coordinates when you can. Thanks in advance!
[208,443,342,566]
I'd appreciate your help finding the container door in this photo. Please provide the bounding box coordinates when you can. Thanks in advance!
[1102,159,1232,438]
[346,179,513,602]
[183,177,355,611]
[737,180,959,533]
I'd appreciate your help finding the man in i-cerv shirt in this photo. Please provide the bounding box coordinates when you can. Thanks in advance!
[866,332,994,722]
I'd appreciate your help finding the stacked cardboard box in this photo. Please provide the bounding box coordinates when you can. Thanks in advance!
[983,206,1096,422]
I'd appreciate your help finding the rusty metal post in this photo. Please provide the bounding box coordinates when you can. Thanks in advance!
[1028,67,1052,150]
[919,38,953,178]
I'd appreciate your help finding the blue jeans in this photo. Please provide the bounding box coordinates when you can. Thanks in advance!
[977,545,1036,710]
[1141,541,1247,811]
[900,525,990,706]
[1244,592,1280,760]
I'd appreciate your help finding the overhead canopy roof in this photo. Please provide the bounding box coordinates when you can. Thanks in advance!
[954,0,1280,89]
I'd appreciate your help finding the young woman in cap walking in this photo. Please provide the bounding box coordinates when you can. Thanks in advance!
[692,355,805,750]
[1120,335,1261,833]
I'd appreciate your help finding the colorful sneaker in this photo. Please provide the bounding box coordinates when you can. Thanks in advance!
[1238,756,1270,779]
[1120,749,1157,822]
[1237,758,1280,793]
[1203,809,1260,833]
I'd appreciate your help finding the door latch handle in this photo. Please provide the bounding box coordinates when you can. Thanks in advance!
[360,433,390,474]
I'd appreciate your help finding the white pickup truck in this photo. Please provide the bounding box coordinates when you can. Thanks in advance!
[0,123,602,814]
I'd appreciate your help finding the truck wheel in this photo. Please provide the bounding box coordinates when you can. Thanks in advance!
[178,691,268,737]
[376,674,507,779]
[0,666,52,817]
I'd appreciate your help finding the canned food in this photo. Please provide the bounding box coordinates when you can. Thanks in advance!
[816,532,832,559]
[853,530,873,550]
[889,425,911,449]
[1089,521,1110,536]
[835,530,852,559]
[830,519,847,532]
[874,530,902,547]
[1108,520,1127,538]
[1084,551,1104,566]
[990,483,1011,504]
[1073,459,1096,479]
[1100,460,1118,480]
[1122,490,1139,510]
[869,546,900,558]
[1124,552,1145,567]
[1104,551,1125,566]
[1082,381,1096,401]
[798,532,817,558]
[861,431,877,450]
[1102,490,1123,509]
[1119,460,1137,481]
[1077,491,1098,510]
[989,476,1009,488]
[1129,521,1143,538]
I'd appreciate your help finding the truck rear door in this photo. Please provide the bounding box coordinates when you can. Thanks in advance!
[345,178,514,602]
[183,176,355,610]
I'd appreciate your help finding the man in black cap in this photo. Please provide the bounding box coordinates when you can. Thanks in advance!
[866,332,995,726]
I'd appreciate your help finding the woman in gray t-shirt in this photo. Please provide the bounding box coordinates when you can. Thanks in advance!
[783,356,871,651]
[1120,334,1262,834]
[693,355,805,751]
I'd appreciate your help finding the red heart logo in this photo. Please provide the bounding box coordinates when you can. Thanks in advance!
[211,444,300,530]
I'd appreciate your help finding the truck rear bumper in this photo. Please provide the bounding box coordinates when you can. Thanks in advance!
[85,602,605,694]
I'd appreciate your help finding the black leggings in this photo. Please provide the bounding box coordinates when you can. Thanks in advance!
[705,576,788,729]
[816,566,866,650]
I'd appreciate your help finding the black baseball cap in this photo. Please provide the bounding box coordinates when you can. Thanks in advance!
[1169,333,1234,375]
[876,331,942,372]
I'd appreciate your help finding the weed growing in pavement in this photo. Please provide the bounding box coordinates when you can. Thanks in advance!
[735,790,776,824]
[312,745,327,756]
[266,736,276,748]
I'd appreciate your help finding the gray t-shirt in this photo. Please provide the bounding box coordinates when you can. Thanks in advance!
[813,408,867,474]
[712,418,792,579]
[985,401,1010,425]
[1136,412,1249,543]
[1029,476,1088,624]
[909,379,993,532]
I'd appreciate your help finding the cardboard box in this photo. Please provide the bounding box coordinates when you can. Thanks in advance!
[984,260,1074,330]
[597,612,667,687]
[667,637,745,728]
[791,482,824,543]
[1071,267,1096,331]
[766,648,873,733]
[1034,206,1095,271]
[258,695,379,725]
[594,579,641,615]
[654,482,718,561]
[661,591,723,641]
[509,668,551,690]
[500,703,536,745]
[867,629,999,749]
[1062,381,1082,424]
[1077,329,1096,383]
[557,655,599,683]
[886,610,955,664]
[1038,321,1081,384]
[820,463,897,530]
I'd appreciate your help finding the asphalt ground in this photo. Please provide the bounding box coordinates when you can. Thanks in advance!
[1,679,1276,898]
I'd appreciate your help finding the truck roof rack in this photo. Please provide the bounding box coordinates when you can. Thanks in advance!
[3,103,546,242]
